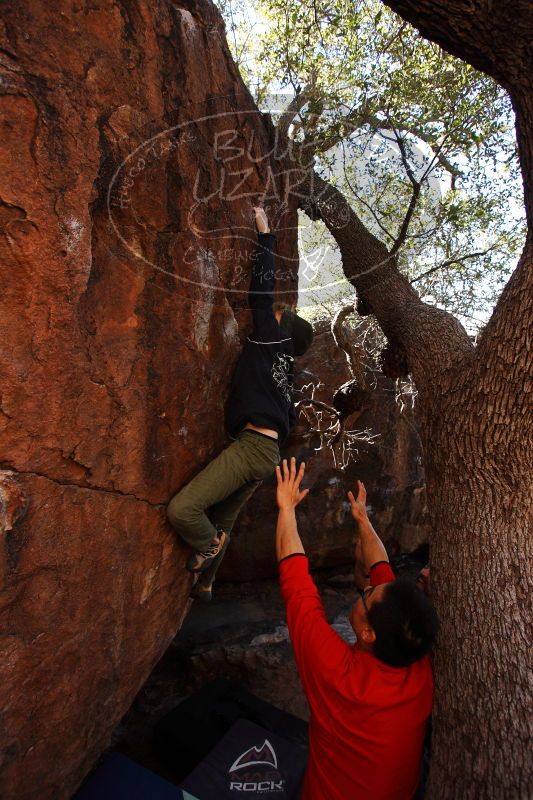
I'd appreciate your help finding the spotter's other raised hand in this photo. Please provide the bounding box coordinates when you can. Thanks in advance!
[347,480,369,523]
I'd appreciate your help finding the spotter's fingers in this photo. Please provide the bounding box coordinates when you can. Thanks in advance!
[297,487,310,505]
[294,461,306,490]
[290,456,297,480]
[356,480,366,504]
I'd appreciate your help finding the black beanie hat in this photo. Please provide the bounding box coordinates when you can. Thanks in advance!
[280,310,314,357]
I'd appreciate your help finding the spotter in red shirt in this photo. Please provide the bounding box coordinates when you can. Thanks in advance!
[279,555,433,800]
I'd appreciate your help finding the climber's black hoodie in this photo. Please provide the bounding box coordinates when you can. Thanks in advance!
[225,232,296,442]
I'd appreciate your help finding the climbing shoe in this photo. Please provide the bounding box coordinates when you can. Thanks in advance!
[189,582,213,603]
[186,532,227,573]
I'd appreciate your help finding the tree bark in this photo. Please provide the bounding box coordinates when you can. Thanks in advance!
[293,2,533,792]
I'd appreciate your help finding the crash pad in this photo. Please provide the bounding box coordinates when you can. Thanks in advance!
[180,718,307,799]
[73,751,199,800]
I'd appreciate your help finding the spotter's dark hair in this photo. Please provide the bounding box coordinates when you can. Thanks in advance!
[367,577,439,667]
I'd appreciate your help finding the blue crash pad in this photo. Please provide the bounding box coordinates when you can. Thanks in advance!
[74,751,200,800]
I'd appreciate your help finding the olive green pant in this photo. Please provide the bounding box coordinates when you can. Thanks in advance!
[166,429,280,587]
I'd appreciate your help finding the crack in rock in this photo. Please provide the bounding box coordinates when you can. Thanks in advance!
[0,467,165,509]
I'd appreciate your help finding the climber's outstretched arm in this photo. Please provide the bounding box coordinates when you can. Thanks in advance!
[248,206,280,341]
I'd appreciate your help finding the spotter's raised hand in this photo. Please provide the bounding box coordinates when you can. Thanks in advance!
[276,457,309,510]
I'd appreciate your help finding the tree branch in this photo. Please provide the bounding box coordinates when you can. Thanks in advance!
[380,1,533,89]
[317,107,461,181]
[296,166,474,390]
[380,0,533,418]
[389,128,422,254]
[410,245,507,285]
[331,304,367,385]
[277,86,313,141]
[339,142,396,243]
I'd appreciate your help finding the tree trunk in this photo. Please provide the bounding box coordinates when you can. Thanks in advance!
[293,0,533,789]
[298,175,532,798]
[424,386,533,799]
[377,3,533,796]
[421,244,533,798]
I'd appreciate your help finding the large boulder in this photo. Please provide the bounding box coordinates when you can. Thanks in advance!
[0,1,297,797]
[219,320,429,581]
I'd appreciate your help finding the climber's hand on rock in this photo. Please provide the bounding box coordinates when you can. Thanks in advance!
[347,480,368,523]
[276,457,309,510]
[253,205,270,234]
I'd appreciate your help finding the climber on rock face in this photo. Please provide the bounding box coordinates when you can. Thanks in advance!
[276,458,439,800]
[166,205,313,602]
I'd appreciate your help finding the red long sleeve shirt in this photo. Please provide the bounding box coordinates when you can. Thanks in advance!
[279,554,433,800]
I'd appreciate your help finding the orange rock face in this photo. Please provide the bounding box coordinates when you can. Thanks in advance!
[0,1,297,797]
